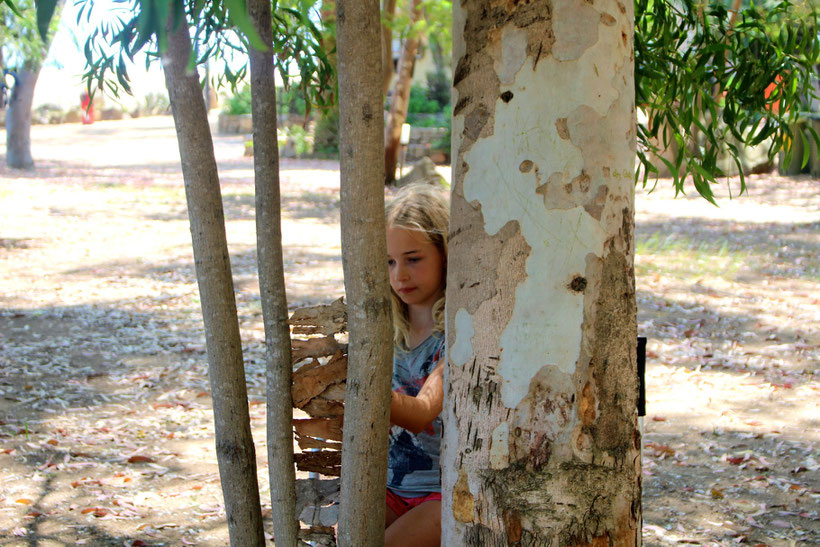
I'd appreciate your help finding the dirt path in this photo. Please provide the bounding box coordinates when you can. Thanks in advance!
[0,116,817,545]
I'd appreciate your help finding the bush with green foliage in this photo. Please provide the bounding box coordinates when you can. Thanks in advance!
[277,86,307,117]
[222,85,252,116]
[425,71,450,110]
[407,84,440,115]
[313,107,339,158]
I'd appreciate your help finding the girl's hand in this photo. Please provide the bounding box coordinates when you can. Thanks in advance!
[389,359,444,434]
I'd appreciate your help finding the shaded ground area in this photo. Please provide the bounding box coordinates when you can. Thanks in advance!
[0,116,817,545]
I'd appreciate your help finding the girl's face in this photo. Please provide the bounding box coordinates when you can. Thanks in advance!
[386,225,445,310]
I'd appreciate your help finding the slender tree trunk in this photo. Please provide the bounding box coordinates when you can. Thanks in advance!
[246,0,299,544]
[381,0,397,98]
[383,0,422,184]
[5,68,38,169]
[335,1,393,545]
[162,19,265,546]
[443,0,640,543]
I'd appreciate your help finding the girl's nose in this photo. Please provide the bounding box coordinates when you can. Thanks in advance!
[394,263,409,281]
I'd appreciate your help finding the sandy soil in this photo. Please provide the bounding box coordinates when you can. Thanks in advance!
[0,115,817,545]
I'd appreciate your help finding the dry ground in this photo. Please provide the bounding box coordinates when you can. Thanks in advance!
[0,116,817,546]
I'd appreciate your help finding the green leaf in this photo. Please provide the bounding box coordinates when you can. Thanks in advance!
[224,0,267,51]
[36,0,58,41]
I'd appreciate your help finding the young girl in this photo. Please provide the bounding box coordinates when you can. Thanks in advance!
[383,183,449,547]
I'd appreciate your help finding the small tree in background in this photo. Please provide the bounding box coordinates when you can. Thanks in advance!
[0,0,61,169]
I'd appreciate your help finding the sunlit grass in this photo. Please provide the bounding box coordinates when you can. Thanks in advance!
[636,230,820,283]
[636,232,750,281]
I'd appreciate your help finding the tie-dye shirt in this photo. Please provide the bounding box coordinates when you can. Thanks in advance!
[387,332,445,497]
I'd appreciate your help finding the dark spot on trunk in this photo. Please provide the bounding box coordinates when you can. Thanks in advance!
[555,117,570,140]
[570,276,587,292]
[454,55,471,87]
[519,160,534,173]
[454,96,471,116]
[361,103,373,121]
[500,90,514,103]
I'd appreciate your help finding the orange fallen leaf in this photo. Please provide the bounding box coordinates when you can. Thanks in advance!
[15,499,32,505]
[127,455,154,464]
[25,511,43,518]
[651,416,667,422]
[710,488,724,499]
[81,507,109,517]
[46,439,59,446]
[645,442,675,457]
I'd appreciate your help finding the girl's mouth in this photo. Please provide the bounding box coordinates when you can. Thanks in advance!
[398,287,415,294]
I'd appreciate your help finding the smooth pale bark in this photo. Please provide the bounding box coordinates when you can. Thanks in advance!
[443,1,641,543]
[383,0,422,184]
[5,68,38,169]
[381,0,398,98]
[162,20,265,546]
[335,1,393,545]
[246,0,299,545]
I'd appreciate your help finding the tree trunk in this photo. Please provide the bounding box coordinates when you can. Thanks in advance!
[246,0,299,544]
[381,0,398,98]
[443,0,641,544]
[5,68,38,169]
[162,20,265,547]
[335,1,393,546]
[383,0,422,184]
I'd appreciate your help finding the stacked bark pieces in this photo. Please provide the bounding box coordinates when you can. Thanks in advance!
[290,297,347,546]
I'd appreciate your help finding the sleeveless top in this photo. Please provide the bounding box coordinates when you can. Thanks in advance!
[387,332,445,497]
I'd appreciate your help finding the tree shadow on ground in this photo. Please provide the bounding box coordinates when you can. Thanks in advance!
[0,303,267,544]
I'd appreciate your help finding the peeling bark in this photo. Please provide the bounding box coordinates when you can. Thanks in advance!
[444,0,640,543]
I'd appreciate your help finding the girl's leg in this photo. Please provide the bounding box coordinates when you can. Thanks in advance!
[384,500,441,547]
[385,504,400,528]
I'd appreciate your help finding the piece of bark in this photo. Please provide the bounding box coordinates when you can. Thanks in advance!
[293,417,343,442]
[294,451,342,476]
[317,383,346,402]
[298,526,336,546]
[292,352,347,408]
[291,336,343,363]
[301,398,345,418]
[300,504,339,528]
[294,478,340,516]
[295,433,343,451]
[289,298,347,336]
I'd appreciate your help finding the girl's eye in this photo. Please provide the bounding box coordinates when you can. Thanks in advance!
[408,257,420,263]
[387,259,395,266]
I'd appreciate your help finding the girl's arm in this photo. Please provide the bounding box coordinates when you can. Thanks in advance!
[390,359,444,435]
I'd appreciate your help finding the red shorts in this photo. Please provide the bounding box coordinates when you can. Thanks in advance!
[385,489,442,518]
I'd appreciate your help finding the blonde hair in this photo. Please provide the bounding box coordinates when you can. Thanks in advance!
[385,183,450,349]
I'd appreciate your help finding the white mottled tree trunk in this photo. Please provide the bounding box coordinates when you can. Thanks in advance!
[443,0,641,543]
